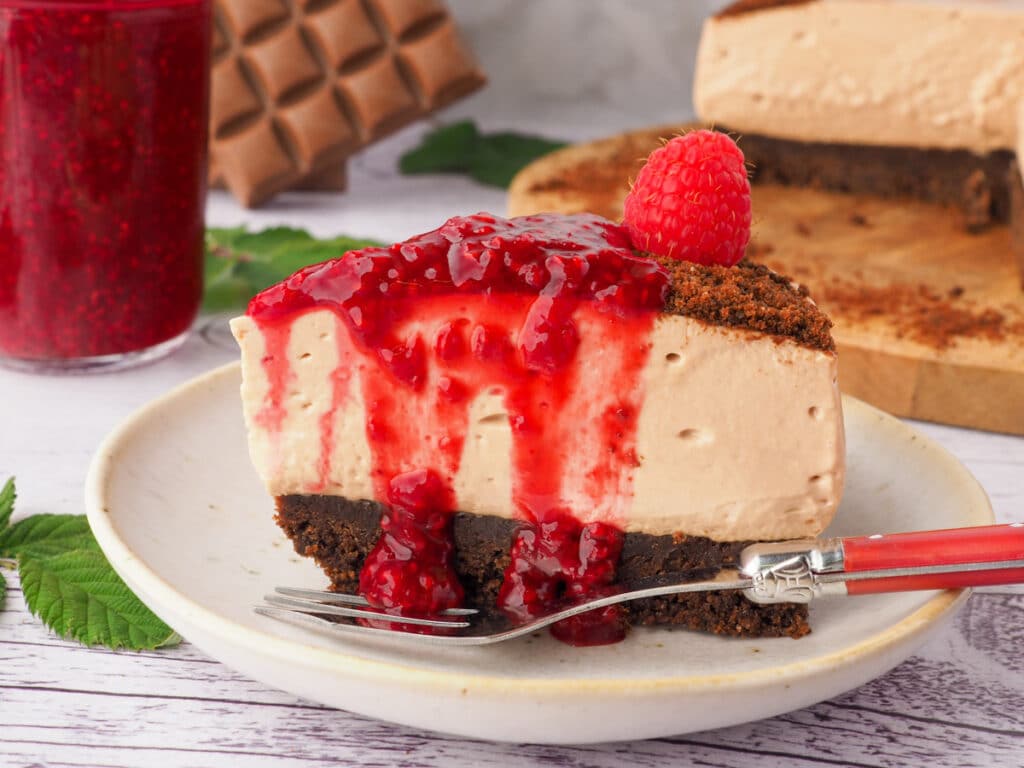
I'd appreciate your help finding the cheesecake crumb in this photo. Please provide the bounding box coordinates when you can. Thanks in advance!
[655,257,836,352]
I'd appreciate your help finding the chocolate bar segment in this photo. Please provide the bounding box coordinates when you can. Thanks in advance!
[210,0,485,206]
[338,56,419,140]
[373,0,446,39]
[306,1,383,71]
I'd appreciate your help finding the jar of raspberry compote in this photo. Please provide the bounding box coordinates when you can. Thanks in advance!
[0,0,211,372]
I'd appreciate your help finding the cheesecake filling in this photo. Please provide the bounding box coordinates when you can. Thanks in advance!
[232,212,844,644]
[695,0,1024,161]
[233,309,844,542]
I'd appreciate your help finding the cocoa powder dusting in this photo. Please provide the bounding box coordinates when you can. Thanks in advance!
[820,279,1024,349]
[526,136,654,197]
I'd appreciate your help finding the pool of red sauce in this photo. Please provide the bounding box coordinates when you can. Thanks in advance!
[249,213,669,645]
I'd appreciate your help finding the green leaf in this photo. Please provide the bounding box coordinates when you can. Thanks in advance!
[399,120,567,188]
[204,245,237,286]
[203,271,258,313]
[0,514,98,559]
[203,226,382,312]
[205,226,247,251]
[399,120,481,174]
[296,236,385,262]
[0,477,13,607]
[0,477,14,531]
[0,491,179,651]
[469,132,568,188]
[231,227,317,260]
[19,549,179,650]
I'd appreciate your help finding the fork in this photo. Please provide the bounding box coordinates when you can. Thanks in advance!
[256,523,1024,646]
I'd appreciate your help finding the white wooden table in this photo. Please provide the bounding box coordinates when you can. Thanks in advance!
[2,127,1023,768]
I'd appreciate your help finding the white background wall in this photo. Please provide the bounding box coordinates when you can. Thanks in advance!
[445,0,731,138]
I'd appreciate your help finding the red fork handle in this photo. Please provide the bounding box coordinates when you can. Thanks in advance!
[841,523,1024,595]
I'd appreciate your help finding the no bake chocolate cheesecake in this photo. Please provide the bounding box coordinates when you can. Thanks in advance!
[696,0,1024,281]
[233,133,845,645]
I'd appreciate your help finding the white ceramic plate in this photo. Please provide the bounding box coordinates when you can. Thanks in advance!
[86,363,993,744]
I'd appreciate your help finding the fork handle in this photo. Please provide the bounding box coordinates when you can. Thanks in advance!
[841,523,1024,595]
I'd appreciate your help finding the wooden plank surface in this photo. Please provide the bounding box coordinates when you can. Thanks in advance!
[4,575,1024,767]
[508,125,1024,436]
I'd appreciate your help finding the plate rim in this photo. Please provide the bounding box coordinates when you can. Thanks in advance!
[85,361,991,696]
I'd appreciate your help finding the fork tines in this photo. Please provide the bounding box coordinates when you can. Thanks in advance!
[263,587,475,629]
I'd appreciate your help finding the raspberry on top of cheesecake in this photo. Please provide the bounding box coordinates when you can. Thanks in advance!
[232,131,845,645]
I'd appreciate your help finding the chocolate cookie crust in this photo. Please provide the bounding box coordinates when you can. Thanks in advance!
[716,0,816,19]
[729,129,1016,232]
[276,494,811,639]
[656,257,836,352]
[1011,161,1024,288]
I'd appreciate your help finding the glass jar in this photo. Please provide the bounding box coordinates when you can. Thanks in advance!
[0,0,211,372]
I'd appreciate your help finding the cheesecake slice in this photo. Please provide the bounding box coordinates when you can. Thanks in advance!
[232,211,845,644]
[695,0,1024,281]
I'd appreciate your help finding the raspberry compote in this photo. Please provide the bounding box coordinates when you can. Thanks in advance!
[249,213,669,645]
[0,0,210,372]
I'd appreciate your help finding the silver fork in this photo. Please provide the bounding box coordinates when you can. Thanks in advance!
[255,523,1024,646]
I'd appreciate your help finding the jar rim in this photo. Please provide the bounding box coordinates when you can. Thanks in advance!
[0,0,208,9]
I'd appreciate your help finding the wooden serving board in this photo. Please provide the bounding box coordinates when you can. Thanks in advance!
[508,125,1024,436]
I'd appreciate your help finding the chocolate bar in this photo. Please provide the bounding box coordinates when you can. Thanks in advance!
[210,0,485,207]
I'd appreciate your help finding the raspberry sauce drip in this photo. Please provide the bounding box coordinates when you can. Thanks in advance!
[500,512,627,646]
[360,469,464,614]
[249,213,668,644]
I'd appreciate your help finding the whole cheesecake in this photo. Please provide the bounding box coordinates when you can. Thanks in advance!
[695,0,1024,281]
[232,134,846,645]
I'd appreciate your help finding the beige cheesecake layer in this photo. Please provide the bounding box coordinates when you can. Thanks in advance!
[232,306,845,542]
[696,0,1024,159]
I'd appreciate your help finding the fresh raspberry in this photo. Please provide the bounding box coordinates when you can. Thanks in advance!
[623,130,751,266]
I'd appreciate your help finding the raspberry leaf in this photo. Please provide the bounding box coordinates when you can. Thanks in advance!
[0,514,98,559]
[0,478,180,651]
[400,121,566,188]
[399,120,481,174]
[204,227,382,312]
[19,549,179,650]
[468,132,567,188]
[0,477,14,606]
[0,477,14,531]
